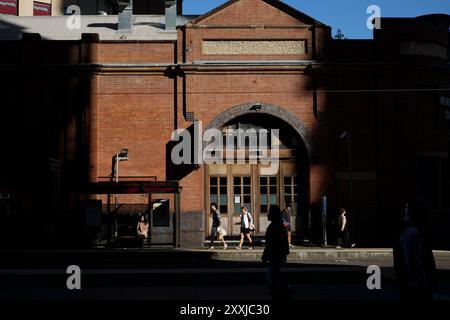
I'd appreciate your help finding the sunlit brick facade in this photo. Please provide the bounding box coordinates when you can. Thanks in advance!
[0,0,449,249]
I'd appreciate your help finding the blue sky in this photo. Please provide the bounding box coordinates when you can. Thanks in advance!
[183,0,450,39]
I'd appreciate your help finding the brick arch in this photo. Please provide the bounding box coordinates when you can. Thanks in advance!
[204,102,314,158]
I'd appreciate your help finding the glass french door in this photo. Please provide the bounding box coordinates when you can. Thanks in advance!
[209,176,228,214]
[208,175,231,236]
[207,161,298,236]
[258,176,278,232]
[283,176,298,213]
[231,176,252,235]
[259,176,278,214]
[233,176,251,214]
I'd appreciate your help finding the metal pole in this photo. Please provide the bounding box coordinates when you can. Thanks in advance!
[147,193,152,246]
[115,155,119,184]
[348,133,354,244]
[107,193,111,246]
[308,208,312,244]
[175,191,181,248]
[114,153,119,239]
[322,196,327,246]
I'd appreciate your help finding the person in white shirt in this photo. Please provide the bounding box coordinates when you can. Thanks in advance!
[237,206,254,250]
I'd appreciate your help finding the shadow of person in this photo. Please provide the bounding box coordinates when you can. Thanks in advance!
[393,198,437,300]
[261,205,294,301]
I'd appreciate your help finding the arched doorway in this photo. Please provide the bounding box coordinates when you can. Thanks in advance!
[204,103,311,240]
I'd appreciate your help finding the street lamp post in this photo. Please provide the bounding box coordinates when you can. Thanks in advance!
[113,149,129,240]
[321,196,327,246]
[339,131,354,242]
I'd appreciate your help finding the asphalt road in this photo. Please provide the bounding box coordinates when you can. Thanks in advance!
[0,248,449,301]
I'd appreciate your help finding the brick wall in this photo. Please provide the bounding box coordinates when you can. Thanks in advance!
[97,42,176,64]
[180,210,205,248]
[197,0,310,26]
[1,0,448,248]
[96,73,175,180]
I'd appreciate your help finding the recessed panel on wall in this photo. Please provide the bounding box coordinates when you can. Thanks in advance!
[203,40,306,55]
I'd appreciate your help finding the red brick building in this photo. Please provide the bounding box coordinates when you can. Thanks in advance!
[0,0,449,248]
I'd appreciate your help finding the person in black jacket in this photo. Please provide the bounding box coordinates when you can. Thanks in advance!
[209,202,228,249]
[262,204,292,299]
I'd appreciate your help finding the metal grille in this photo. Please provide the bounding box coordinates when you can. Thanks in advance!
[97,193,151,244]
[103,193,150,216]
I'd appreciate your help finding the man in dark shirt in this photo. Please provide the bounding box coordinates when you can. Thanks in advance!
[262,205,292,300]
[209,202,227,249]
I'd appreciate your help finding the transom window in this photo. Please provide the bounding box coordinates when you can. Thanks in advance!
[221,113,301,150]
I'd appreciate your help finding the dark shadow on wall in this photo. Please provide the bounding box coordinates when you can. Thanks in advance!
[87,23,118,30]
[86,22,165,31]
[0,19,26,40]
[165,122,199,181]
[134,22,165,29]
[0,21,97,249]
[87,21,165,31]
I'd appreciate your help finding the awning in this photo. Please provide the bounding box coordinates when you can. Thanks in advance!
[82,181,180,194]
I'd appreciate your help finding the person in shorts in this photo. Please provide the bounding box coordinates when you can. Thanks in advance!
[237,206,254,250]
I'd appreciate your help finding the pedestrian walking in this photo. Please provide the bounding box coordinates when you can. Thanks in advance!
[336,208,355,248]
[262,205,293,300]
[236,206,254,250]
[281,203,293,247]
[209,202,228,249]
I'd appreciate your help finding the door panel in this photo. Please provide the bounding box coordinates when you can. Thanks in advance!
[207,176,228,235]
[150,194,174,245]
[232,175,251,235]
[207,160,299,237]
[283,175,298,232]
[259,175,278,233]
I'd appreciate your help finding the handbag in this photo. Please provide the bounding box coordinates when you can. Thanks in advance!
[248,213,255,231]
[217,226,227,236]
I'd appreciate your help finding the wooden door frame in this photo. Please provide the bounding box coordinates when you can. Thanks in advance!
[205,158,301,237]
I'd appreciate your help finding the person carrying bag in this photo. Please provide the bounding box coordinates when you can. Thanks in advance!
[237,206,254,250]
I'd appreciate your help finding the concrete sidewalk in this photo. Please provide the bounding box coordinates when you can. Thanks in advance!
[1,246,450,269]
[189,247,450,269]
